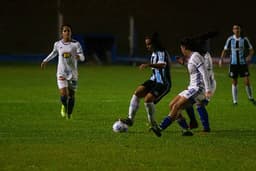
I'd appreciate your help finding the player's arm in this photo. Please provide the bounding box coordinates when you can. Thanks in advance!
[140,51,167,69]
[219,37,231,67]
[139,63,166,70]
[75,43,85,62]
[195,56,212,98]
[245,37,254,63]
[176,56,187,66]
[246,48,254,63]
[41,42,58,69]
[219,49,227,67]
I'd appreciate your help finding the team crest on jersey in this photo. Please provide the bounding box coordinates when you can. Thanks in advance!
[63,52,71,58]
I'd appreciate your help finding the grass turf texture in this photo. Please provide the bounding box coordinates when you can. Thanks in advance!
[0,64,256,171]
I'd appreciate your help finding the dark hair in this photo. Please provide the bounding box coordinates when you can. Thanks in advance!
[233,24,244,38]
[180,31,218,55]
[61,24,72,32]
[145,32,164,51]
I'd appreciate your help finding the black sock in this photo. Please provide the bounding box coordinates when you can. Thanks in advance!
[68,97,75,114]
[60,95,68,108]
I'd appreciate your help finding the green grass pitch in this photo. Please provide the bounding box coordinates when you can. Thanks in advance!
[0,63,256,171]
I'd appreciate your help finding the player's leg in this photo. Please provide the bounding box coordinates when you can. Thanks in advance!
[144,93,157,126]
[67,89,75,118]
[120,81,150,126]
[244,76,255,103]
[176,113,193,136]
[153,95,188,135]
[58,77,69,117]
[185,106,198,129]
[66,80,78,119]
[196,103,210,132]
[232,78,238,104]
[230,65,238,104]
[144,83,169,127]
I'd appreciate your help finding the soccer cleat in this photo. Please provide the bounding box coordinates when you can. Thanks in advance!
[202,128,211,132]
[249,98,256,105]
[189,120,198,129]
[61,105,67,117]
[182,130,193,136]
[119,118,133,126]
[233,102,238,106]
[67,113,72,119]
[150,125,162,137]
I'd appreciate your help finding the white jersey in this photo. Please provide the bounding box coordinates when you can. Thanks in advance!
[204,52,216,93]
[187,52,211,92]
[43,39,85,80]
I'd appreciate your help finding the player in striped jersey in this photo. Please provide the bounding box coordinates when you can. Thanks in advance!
[220,24,255,105]
[41,24,85,119]
[151,37,212,137]
[120,33,171,129]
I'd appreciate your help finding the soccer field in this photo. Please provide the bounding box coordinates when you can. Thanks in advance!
[0,64,256,171]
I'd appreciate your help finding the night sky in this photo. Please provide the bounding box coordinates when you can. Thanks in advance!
[1,0,256,56]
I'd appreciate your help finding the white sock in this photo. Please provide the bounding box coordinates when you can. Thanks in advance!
[128,95,140,121]
[232,84,238,103]
[144,102,156,126]
[245,85,253,100]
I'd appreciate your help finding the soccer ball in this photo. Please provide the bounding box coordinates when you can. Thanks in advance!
[112,120,128,133]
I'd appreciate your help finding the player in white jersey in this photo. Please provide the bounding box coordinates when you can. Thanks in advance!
[151,37,212,137]
[41,24,85,119]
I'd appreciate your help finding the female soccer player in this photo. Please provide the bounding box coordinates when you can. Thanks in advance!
[219,24,255,105]
[177,32,218,132]
[120,33,171,129]
[41,24,85,119]
[151,37,212,137]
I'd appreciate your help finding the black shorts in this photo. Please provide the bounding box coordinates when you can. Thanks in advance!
[229,64,250,78]
[142,80,171,104]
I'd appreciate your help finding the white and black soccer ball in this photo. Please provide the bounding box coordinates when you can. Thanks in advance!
[112,120,128,133]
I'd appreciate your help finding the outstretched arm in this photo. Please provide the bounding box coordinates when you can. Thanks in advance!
[139,63,166,70]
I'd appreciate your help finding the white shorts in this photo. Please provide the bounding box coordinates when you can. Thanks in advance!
[179,87,205,104]
[57,79,78,91]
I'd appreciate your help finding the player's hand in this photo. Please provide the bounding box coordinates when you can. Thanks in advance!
[176,56,184,65]
[75,55,80,60]
[205,91,212,99]
[41,61,47,70]
[139,64,149,70]
[246,56,252,64]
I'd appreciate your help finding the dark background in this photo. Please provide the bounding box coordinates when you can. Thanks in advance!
[1,0,255,57]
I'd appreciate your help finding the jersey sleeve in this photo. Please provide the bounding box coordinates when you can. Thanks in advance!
[244,37,253,49]
[76,42,85,62]
[224,37,232,50]
[43,42,58,62]
[192,53,211,92]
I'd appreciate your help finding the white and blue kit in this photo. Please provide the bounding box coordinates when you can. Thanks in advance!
[43,39,85,89]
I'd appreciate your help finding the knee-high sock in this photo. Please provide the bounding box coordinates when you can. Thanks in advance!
[245,85,253,100]
[67,97,75,114]
[186,106,196,122]
[128,95,140,121]
[197,106,210,130]
[177,117,189,131]
[159,116,173,130]
[232,84,238,103]
[61,95,68,108]
[144,102,156,126]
